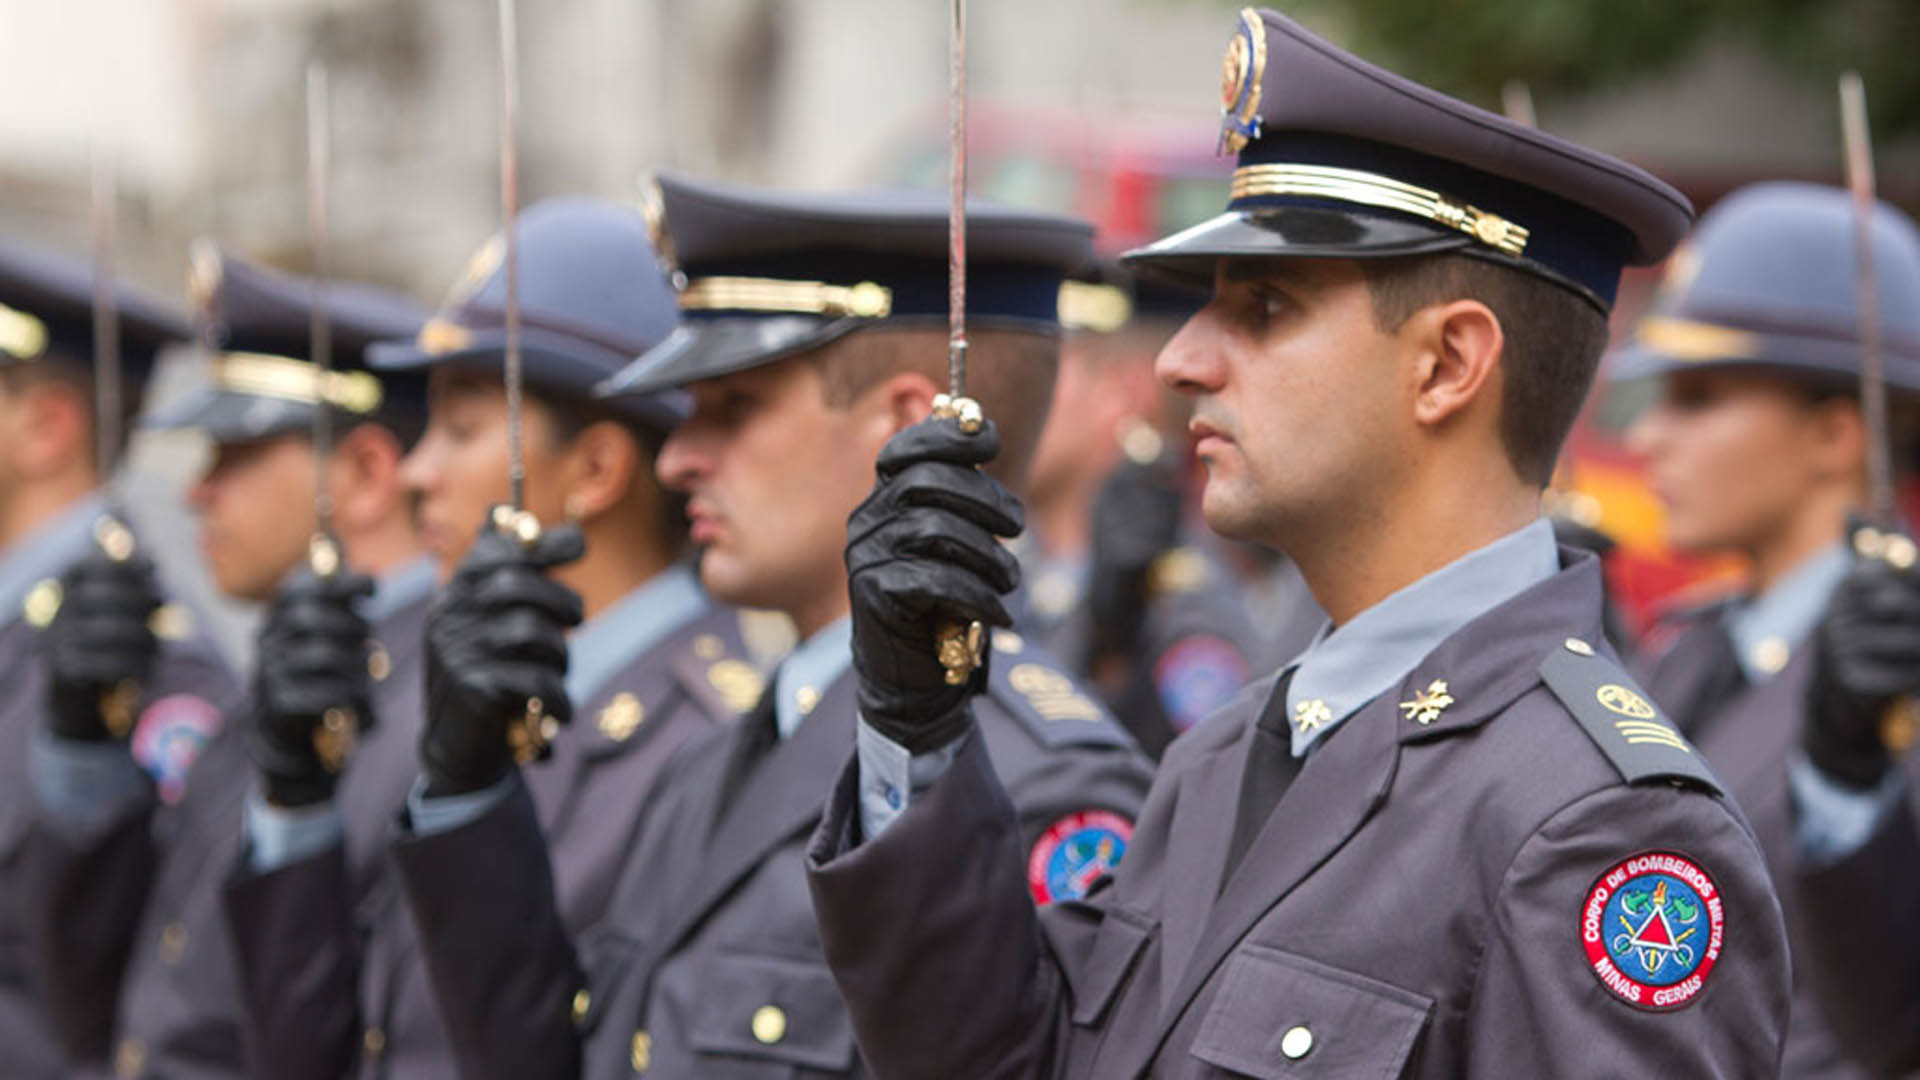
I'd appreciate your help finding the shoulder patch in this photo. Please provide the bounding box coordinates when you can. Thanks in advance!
[1028,809,1133,903]
[1154,634,1248,733]
[1539,641,1721,795]
[131,694,223,804]
[989,658,1130,750]
[1582,851,1724,1010]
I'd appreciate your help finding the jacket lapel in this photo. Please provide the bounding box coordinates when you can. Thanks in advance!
[654,672,855,957]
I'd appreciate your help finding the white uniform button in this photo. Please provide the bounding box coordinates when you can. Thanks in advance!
[1280,1024,1314,1059]
[1563,637,1594,656]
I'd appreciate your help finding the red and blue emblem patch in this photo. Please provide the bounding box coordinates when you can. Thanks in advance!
[1582,851,1723,1010]
[1154,635,1248,733]
[131,694,222,804]
[1027,810,1132,904]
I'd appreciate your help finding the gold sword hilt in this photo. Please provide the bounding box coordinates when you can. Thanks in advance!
[488,505,557,761]
[91,515,141,737]
[1850,521,1919,752]
[929,393,987,684]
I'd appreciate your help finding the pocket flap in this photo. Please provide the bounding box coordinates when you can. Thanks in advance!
[1067,905,1155,1026]
[682,953,857,1071]
[1190,945,1432,1078]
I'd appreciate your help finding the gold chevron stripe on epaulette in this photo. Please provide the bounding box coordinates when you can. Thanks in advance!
[1230,162,1529,257]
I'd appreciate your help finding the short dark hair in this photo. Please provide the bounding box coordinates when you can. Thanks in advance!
[1359,255,1610,487]
[808,325,1060,491]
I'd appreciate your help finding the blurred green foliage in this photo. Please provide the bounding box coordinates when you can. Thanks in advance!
[1169,0,1920,135]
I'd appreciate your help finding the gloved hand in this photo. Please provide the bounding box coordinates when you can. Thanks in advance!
[1803,523,1920,790]
[1087,451,1183,661]
[421,512,584,796]
[43,544,162,742]
[847,417,1023,754]
[250,566,376,807]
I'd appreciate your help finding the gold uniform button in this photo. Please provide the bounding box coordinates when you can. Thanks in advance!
[23,578,61,629]
[693,633,724,661]
[1751,636,1790,676]
[115,1037,146,1078]
[751,1004,786,1044]
[571,988,592,1025]
[159,921,189,965]
[367,642,393,682]
[794,686,821,715]
[363,1027,386,1057]
[1280,1024,1314,1059]
[630,1029,652,1072]
[597,693,645,742]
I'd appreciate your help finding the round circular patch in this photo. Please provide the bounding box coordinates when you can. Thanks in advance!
[1027,810,1132,904]
[131,694,222,805]
[1154,635,1248,733]
[1581,851,1723,1010]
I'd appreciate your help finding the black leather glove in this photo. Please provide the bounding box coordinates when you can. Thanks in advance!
[250,566,376,807]
[1087,452,1183,661]
[1804,524,1920,790]
[421,513,584,797]
[43,546,162,742]
[847,417,1023,754]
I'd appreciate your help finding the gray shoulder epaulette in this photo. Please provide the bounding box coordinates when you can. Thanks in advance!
[985,628,1131,751]
[1539,640,1722,795]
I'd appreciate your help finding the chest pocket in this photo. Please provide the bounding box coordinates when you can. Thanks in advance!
[1190,945,1432,1078]
[677,953,857,1074]
[1066,904,1155,1028]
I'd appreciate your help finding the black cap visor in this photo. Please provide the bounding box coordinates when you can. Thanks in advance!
[142,387,316,444]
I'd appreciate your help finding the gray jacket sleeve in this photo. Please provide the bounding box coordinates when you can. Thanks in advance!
[807,725,1072,1079]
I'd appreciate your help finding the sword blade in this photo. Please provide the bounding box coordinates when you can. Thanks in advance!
[498,0,526,512]
[306,61,335,538]
[946,0,967,400]
[90,144,121,478]
[1839,72,1895,526]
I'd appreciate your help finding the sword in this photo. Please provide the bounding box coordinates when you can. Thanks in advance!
[1837,73,1919,755]
[302,60,359,773]
[929,0,987,686]
[494,0,555,761]
[88,138,141,738]
[1838,73,1896,529]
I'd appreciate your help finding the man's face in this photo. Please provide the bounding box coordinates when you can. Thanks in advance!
[656,358,890,624]
[1155,259,1405,547]
[187,433,318,602]
[400,370,570,579]
[1626,369,1842,554]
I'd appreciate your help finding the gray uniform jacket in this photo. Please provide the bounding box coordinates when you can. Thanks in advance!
[1793,783,1920,1076]
[1641,610,1920,1078]
[222,601,759,1080]
[391,635,1153,1079]
[806,553,1792,1078]
[11,539,246,1077]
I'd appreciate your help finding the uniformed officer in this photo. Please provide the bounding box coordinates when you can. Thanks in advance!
[27,246,424,1080]
[385,175,1152,1078]
[219,197,767,1080]
[1612,181,1920,1076]
[1022,267,1270,756]
[806,9,1791,1076]
[0,237,246,1079]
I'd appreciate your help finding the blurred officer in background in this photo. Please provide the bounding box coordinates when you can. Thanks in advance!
[1019,267,1267,757]
[1616,180,1920,1077]
[0,239,236,1079]
[806,8,1790,1076]
[27,246,422,1080]
[385,175,1151,1078]
[220,198,766,1080]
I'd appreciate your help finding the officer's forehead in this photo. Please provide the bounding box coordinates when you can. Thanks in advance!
[1216,258,1360,289]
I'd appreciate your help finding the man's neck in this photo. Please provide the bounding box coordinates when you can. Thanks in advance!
[0,473,99,553]
[1286,468,1541,626]
[1746,488,1854,595]
[337,514,425,583]
[559,519,674,623]
[791,589,851,642]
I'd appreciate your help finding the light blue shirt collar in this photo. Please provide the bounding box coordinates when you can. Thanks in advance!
[1285,517,1560,756]
[363,555,438,625]
[565,563,708,705]
[1725,543,1849,683]
[775,616,853,741]
[0,492,107,629]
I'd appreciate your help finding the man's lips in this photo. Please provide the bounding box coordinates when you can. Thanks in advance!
[1189,417,1234,455]
[686,499,726,544]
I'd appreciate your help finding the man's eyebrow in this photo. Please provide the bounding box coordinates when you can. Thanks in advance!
[1219,258,1326,286]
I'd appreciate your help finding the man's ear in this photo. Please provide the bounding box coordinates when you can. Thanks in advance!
[1808,395,1869,482]
[559,419,641,521]
[328,423,407,532]
[874,370,942,435]
[1409,299,1504,429]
